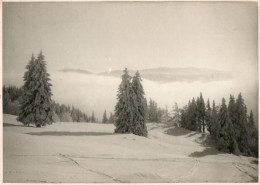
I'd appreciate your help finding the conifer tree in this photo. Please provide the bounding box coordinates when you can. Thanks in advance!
[234,93,250,154]
[196,93,206,132]
[171,102,181,127]
[131,71,148,136]
[188,98,198,131]
[210,100,219,138]
[228,95,236,125]
[247,110,258,157]
[18,52,53,127]
[205,99,211,133]
[114,68,133,133]
[217,98,232,152]
[102,110,108,123]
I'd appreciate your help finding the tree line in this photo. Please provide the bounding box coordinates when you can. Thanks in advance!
[177,93,258,157]
[3,85,97,124]
[102,110,115,124]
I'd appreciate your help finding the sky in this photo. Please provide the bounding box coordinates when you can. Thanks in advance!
[2,2,258,120]
[3,2,258,74]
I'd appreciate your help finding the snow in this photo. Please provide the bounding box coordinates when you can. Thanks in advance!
[3,114,258,183]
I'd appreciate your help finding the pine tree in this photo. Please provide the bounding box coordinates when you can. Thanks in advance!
[102,110,108,123]
[205,99,211,133]
[196,93,206,132]
[148,99,158,122]
[189,98,198,131]
[114,68,134,133]
[172,103,181,127]
[210,100,219,138]
[234,93,250,154]
[217,98,232,152]
[131,71,148,136]
[3,87,11,113]
[247,110,258,157]
[18,52,53,127]
[228,95,236,126]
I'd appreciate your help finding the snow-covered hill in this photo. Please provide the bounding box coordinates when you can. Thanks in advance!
[3,114,258,183]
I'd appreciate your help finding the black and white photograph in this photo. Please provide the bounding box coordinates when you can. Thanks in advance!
[2,1,258,183]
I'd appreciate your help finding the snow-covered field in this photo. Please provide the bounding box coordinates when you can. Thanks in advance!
[3,114,258,183]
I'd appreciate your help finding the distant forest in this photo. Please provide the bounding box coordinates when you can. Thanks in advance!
[3,85,99,123]
[3,85,168,124]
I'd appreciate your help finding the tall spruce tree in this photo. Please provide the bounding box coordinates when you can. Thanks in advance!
[234,93,250,154]
[131,71,148,136]
[114,68,133,133]
[18,51,53,127]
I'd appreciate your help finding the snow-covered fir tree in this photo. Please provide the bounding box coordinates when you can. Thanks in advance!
[217,98,232,152]
[18,51,53,127]
[114,68,133,133]
[131,71,148,136]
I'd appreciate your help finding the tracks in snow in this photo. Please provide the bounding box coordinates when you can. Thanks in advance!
[58,153,123,183]
[232,162,258,182]
[173,159,200,182]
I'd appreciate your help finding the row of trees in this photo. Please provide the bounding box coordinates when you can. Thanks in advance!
[179,93,258,157]
[102,110,115,124]
[3,85,96,124]
[114,69,148,136]
[3,85,23,115]
[53,102,98,123]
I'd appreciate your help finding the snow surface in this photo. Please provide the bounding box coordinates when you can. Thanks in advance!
[3,114,258,183]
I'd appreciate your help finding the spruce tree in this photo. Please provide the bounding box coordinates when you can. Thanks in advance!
[247,110,258,157]
[131,71,148,136]
[210,100,219,138]
[196,93,206,133]
[205,99,211,133]
[102,110,108,123]
[18,52,53,127]
[171,102,181,127]
[188,98,198,131]
[114,68,133,133]
[217,98,232,152]
[228,95,236,126]
[234,93,250,154]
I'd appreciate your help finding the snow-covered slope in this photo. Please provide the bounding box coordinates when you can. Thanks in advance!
[3,114,258,183]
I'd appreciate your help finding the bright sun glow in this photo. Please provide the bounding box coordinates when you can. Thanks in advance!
[108,68,112,73]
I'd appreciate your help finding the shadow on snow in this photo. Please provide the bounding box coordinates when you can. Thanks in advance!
[189,133,222,158]
[164,127,192,136]
[26,131,115,136]
[3,123,30,127]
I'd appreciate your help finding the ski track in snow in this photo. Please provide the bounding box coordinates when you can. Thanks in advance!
[58,153,123,183]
